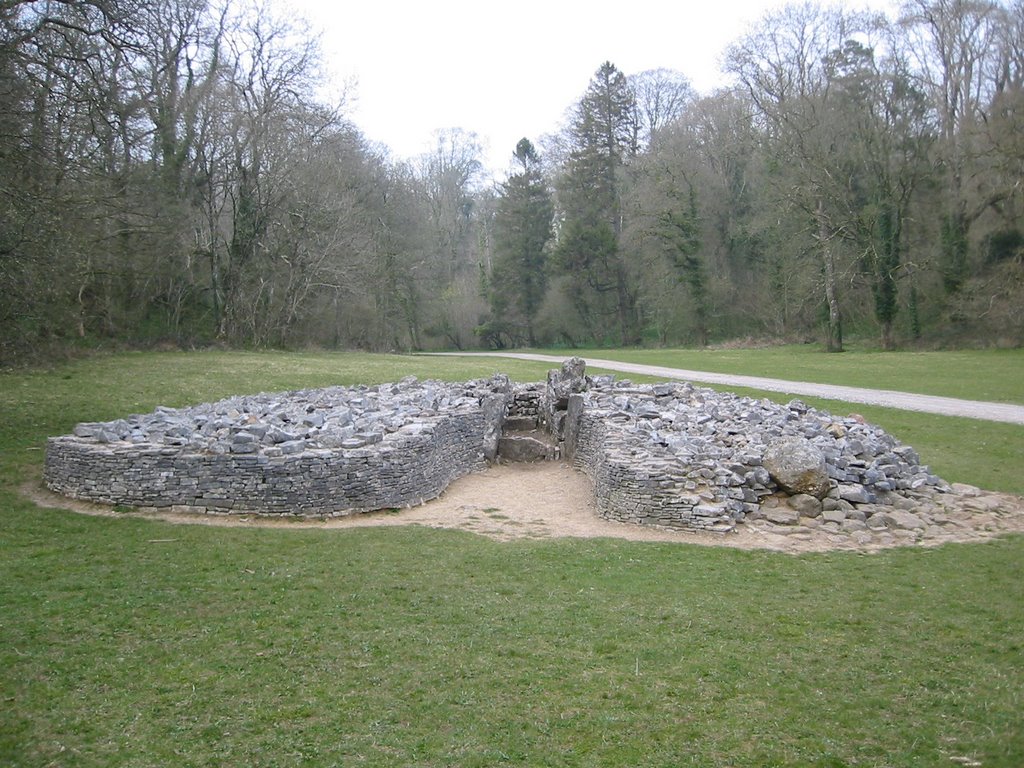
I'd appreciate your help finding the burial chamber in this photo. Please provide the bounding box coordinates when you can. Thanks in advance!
[44,358,951,533]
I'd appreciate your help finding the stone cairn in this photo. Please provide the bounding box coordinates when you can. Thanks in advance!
[45,358,976,543]
[545,360,951,540]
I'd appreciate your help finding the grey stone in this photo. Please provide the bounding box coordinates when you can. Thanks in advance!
[821,508,847,524]
[562,393,585,461]
[838,484,871,504]
[503,416,538,431]
[543,357,588,429]
[887,509,926,530]
[866,513,891,530]
[894,445,921,466]
[822,497,854,513]
[850,530,874,546]
[951,482,982,497]
[498,435,556,462]
[765,507,801,525]
[763,437,830,498]
[548,410,567,438]
[302,412,325,428]
[480,393,508,462]
[788,493,822,517]
[888,496,917,511]
[268,427,299,444]
[864,510,924,532]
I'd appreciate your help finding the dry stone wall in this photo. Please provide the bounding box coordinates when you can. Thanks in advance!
[45,376,511,515]
[496,383,558,462]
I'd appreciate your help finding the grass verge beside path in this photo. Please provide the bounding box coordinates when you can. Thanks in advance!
[557,345,1024,405]
[1,350,1023,767]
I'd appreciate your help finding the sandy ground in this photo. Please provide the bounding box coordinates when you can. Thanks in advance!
[24,462,1024,554]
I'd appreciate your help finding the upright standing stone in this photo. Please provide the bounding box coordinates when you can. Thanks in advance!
[562,393,585,460]
[480,393,508,462]
[542,357,588,437]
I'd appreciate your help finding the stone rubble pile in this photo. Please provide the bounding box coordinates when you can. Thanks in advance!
[44,358,1009,548]
[562,374,950,534]
[66,376,511,456]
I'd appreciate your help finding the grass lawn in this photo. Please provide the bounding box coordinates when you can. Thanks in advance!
[2,350,1023,767]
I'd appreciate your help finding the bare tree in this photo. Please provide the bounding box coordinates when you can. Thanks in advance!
[414,128,486,349]
[629,68,694,149]
[900,0,1008,292]
[727,4,873,351]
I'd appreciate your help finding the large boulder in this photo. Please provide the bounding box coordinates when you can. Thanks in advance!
[763,437,830,499]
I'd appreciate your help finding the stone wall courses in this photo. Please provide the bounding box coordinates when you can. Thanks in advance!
[45,376,511,515]
[555,359,950,533]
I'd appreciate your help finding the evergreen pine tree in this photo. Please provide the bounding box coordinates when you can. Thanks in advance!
[554,62,641,345]
[487,139,554,346]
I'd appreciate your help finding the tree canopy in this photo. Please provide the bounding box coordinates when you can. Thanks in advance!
[2,0,1022,363]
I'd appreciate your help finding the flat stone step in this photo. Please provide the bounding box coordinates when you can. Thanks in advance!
[497,432,558,462]
[503,415,540,431]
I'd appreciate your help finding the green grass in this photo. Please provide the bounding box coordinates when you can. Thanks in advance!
[2,349,1023,766]
[556,345,1024,404]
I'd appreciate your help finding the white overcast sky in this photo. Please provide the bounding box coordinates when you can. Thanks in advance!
[283,0,897,176]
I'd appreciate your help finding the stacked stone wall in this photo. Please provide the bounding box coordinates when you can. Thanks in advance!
[570,409,735,531]
[501,385,543,432]
[560,364,949,533]
[44,378,506,515]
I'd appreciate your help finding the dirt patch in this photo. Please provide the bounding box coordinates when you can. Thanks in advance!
[23,462,1024,554]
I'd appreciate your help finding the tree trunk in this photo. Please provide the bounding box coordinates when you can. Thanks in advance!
[695,306,709,348]
[817,199,843,353]
[880,319,895,351]
[616,264,639,346]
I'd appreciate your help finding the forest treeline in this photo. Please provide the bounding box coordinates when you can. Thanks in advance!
[1,0,1021,363]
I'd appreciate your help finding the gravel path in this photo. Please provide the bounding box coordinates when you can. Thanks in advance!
[427,352,1024,425]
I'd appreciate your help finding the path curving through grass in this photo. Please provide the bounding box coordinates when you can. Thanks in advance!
[428,351,1024,425]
